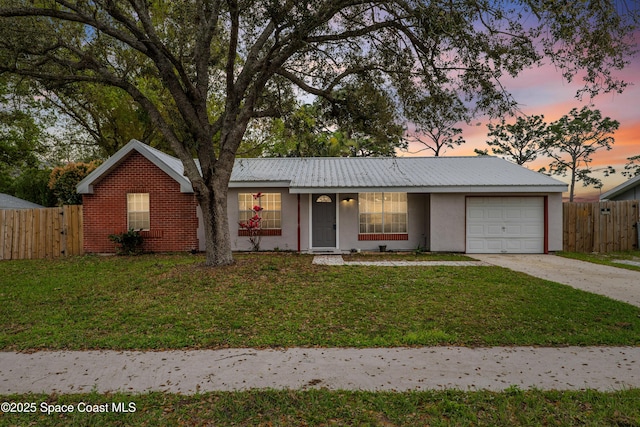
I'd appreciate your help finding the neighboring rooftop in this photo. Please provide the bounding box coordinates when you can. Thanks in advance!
[0,193,44,210]
[600,174,640,201]
[77,139,568,194]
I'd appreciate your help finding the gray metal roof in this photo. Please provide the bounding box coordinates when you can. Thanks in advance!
[600,174,640,200]
[232,156,567,193]
[0,193,44,209]
[77,139,567,194]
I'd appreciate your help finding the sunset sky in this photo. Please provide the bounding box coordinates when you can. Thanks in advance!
[402,43,640,202]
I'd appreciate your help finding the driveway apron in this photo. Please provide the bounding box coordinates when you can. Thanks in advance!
[473,254,640,308]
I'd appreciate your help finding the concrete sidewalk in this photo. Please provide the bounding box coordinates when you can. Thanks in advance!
[2,346,639,394]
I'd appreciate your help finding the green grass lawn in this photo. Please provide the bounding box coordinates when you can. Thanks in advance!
[557,250,640,272]
[1,253,639,350]
[1,389,638,426]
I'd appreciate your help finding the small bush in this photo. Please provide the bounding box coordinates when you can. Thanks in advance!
[108,229,143,255]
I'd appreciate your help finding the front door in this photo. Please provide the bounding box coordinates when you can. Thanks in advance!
[312,194,336,248]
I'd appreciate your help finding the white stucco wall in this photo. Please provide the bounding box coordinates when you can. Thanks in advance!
[429,192,565,253]
[547,192,563,252]
[429,194,467,252]
[197,190,562,254]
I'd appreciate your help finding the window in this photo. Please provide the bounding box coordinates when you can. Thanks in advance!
[316,195,332,203]
[238,193,281,229]
[359,192,407,233]
[127,193,150,231]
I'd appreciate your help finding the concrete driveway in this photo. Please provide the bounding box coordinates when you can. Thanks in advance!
[473,254,640,307]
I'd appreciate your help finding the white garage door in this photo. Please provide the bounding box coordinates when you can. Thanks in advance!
[466,197,544,254]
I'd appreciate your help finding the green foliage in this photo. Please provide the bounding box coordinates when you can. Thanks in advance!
[48,161,100,205]
[622,154,640,178]
[484,115,549,166]
[108,229,144,255]
[263,78,406,158]
[0,75,48,175]
[405,90,469,156]
[11,167,56,207]
[544,107,619,201]
[317,77,406,157]
[557,251,640,273]
[43,83,171,158]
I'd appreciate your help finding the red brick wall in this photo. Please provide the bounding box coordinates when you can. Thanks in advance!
[82,152,199,253]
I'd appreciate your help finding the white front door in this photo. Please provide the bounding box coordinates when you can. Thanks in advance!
[466,197,544,253]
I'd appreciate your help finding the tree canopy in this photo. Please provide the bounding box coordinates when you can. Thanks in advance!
[484,115,550,166]
[262,78,405,157]
[1,0,637,265]
[405,90,468,156]
[41,83,166,158]
[0,75,49,193]
[545,107,619,202]
[622,155,640,178]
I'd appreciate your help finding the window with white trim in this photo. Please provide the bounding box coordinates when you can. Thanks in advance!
[238,193,281,229]
[127,193,150,231]
[358,192,407,233]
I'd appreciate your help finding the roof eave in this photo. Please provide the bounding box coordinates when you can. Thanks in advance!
[289,185,568,194]
[229,180,292,188]
[600,174,640,200]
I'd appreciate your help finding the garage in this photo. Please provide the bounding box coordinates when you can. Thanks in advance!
[466,197,545,254]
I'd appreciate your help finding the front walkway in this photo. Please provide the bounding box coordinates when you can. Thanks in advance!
[2,346,639,394]
[312,255,488,267]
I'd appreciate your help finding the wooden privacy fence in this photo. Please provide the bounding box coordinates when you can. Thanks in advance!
[0,205,83,260]
[563,200,640,253]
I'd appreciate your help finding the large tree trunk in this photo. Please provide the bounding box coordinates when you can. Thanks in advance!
[196,174,234,266]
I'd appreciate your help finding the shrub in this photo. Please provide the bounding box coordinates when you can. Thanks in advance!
[48,160,100,205]
[108,229,143,255]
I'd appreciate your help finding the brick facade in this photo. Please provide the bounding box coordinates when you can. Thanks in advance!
[82,152,199,253]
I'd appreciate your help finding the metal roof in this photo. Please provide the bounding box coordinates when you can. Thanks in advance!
[0,193,44,209]
[77,140,567,194]
[232,156,567,193]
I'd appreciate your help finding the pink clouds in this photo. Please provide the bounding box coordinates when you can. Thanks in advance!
[402,44,640,200]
